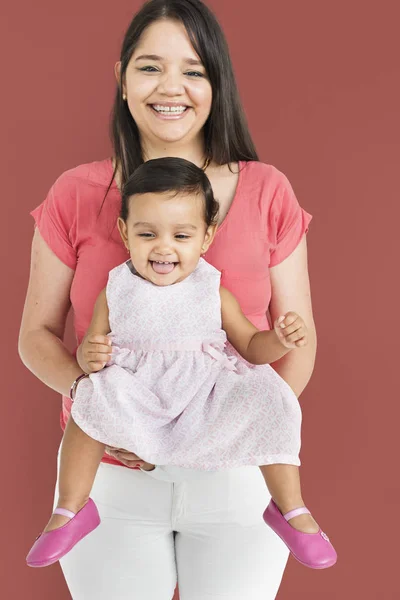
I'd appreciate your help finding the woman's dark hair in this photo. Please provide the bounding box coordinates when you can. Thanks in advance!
[121,157,219,227]
[102,0,258,210]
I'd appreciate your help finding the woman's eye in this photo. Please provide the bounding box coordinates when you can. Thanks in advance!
[139,66,159,73]
[186,71,204,78]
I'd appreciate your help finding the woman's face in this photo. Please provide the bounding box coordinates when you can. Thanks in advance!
[118,19,212,150]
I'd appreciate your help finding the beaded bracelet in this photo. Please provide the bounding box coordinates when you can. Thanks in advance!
[69,373,89,401]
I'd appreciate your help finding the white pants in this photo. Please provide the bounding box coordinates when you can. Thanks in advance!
[55,461,289,599]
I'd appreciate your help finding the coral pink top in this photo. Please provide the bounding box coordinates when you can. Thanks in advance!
[30,159,312,467]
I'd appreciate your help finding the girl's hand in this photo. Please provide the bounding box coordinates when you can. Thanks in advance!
[274,312,308,349]
[77,333,113,373]
[105,447,155,471]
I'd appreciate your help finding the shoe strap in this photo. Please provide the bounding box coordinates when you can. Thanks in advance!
[283,506,310,521]
[53,507,76,519]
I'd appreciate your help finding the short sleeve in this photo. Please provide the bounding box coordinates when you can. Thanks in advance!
[30,172,77,269]
[268,171,312,267]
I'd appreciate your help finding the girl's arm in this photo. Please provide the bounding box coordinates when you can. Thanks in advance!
[84,288,110,337]
[220,287,290,365]
[269,236,317,398]
[76,288,112,372]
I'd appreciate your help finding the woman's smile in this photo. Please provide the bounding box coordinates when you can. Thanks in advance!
[148,102,191,120]
[124,20,212,146]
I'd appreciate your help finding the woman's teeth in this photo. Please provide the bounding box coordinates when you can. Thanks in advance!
[152,105,187,114]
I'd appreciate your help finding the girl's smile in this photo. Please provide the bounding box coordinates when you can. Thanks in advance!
[118,190,216,287]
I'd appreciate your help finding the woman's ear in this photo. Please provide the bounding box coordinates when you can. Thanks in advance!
[117,217,129,250]
[114,62,126,96]
[114,61,121,83]
[202,223,218,253]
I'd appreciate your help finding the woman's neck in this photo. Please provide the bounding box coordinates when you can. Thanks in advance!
[112,136,211,190]
[141,137,208,169]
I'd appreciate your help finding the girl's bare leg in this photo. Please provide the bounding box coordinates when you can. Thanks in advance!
[43,417,105,532]
[260,464,319,533]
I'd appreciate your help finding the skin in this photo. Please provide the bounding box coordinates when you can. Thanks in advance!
[19,18,318,534]
[63,191,317,535]
[117,190,217,286]
[116,19,212,160]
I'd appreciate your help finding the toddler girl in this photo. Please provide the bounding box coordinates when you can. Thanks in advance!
[27,157,337,570]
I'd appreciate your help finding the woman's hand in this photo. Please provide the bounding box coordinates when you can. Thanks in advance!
[274,311,309,349]
[105,446,155,471]
[77,333,113,374]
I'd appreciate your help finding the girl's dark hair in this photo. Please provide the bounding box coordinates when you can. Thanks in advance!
[102,0,258,210]
[121,157,219,227]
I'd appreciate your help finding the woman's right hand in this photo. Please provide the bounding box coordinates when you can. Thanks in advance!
[77,333,113,374]
[105,447,155,471]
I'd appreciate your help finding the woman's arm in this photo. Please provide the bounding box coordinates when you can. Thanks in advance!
[269,236,317,398]
[220,288,290,365]
[18,228,85,397]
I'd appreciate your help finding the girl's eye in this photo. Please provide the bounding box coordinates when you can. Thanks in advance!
[138,233,154,238]
[175,234,190,239]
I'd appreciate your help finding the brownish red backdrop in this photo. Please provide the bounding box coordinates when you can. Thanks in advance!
[2,0,398,598]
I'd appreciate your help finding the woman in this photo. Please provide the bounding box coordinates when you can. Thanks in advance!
[19,0,315,598]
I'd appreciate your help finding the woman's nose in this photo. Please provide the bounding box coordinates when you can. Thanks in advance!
[157,70,185,96]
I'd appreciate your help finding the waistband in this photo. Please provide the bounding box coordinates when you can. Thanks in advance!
[111,337,237,371]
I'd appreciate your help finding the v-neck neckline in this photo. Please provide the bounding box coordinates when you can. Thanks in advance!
[106,158,246,236]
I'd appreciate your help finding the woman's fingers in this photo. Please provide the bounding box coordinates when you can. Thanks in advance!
[116,451,141,462]
[105,446,141,461]
[104,447,155,470]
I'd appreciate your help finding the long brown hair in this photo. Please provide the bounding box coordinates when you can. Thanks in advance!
[102,0,258,211]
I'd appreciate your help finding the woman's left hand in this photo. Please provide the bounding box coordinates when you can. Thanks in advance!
[105,446,155,471]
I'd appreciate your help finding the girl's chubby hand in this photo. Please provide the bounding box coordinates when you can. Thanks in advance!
[273,311,308,350]
[77,333,113,374]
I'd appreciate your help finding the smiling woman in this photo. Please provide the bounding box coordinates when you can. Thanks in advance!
[117,19,213,154]
[19,0,315,599]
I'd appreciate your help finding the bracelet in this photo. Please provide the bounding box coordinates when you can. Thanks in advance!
[70,373,89,401]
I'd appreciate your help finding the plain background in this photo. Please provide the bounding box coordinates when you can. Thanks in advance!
[1,0,399,598]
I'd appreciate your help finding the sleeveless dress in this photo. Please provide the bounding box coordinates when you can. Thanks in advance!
[71,258,302,470]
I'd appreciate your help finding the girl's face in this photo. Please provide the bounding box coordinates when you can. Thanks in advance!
[117,192,217,286]
[117,19,212,150]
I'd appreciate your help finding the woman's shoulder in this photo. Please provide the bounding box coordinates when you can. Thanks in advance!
[239,161,290,186]
[53,157,115,191]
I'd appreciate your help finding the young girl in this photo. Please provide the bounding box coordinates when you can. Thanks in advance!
[26,157,337,570]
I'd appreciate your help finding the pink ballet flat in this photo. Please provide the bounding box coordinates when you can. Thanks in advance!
[26,498,100,568]
[263,499,337,569]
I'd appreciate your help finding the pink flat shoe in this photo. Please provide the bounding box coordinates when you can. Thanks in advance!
[263,499,337,569]
[26,498,100,568]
